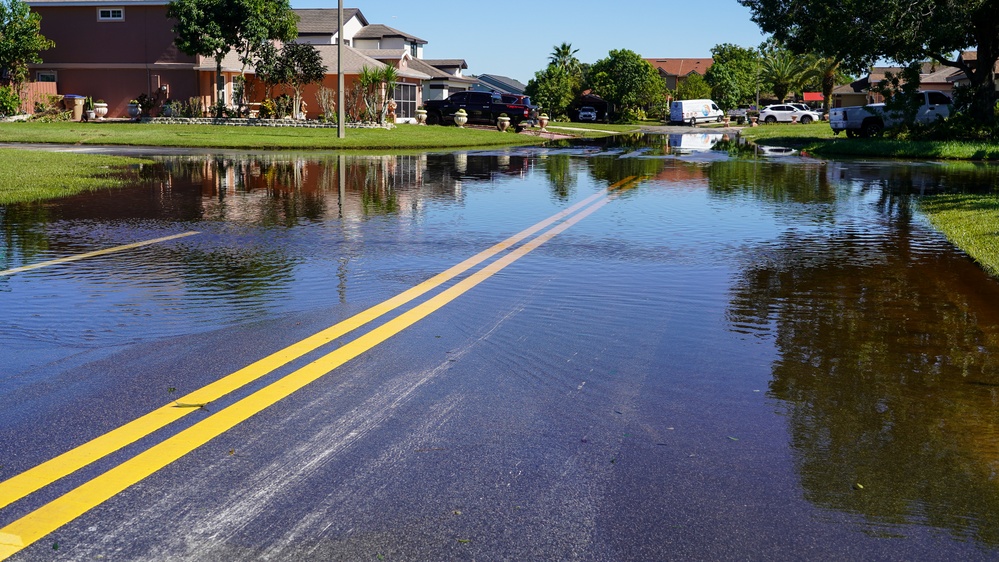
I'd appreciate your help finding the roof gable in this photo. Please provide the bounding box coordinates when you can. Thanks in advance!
[353,23,426,45]
[294,8,366,35]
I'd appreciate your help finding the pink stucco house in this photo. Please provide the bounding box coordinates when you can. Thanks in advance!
[24,1,438,120]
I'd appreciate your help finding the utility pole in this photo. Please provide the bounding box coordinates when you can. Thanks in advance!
[337,0,345,138]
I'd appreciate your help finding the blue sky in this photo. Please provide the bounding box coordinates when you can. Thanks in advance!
[289,0,769,84]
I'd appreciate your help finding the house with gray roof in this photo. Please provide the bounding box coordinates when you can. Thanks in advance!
[471,75,527,96]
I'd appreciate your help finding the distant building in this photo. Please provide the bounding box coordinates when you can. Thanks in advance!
[471,75,527,96]
[645,58,713,90]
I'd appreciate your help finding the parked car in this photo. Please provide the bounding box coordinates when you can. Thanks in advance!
[669,99,724,126]
[829,90,952,138]
[424,91,536,130]
[577,106,598,122]
[759,104,822,124]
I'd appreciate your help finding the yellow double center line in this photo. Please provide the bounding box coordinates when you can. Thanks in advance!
[0,177,640,558]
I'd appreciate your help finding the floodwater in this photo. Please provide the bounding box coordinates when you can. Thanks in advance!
[2,134,999,559]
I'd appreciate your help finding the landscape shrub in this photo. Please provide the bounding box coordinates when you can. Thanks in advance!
[0,86,19,117]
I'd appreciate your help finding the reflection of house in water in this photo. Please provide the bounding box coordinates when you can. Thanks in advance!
[155,153,535,225]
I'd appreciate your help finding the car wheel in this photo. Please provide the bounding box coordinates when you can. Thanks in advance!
[764,115,777,124]
[426,112,441,126]
[800,115,813,124]
[846,129,858,139]
[861,120,883,138]
[689,116,697,126]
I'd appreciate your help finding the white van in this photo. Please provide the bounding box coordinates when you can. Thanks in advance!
[669,99,724,125]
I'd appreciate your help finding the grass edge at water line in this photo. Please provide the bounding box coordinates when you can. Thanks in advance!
[0,148,153,204]
[919,193,999,279]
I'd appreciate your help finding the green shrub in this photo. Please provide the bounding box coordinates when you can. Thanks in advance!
[0,86,19,117]
[616,107,647,123]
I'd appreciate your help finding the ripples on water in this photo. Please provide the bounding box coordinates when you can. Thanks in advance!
[4,140,999,549]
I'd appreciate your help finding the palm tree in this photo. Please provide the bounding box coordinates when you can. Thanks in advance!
[809,56,846,115]
[761,48,810,103]
[549,42,580,74]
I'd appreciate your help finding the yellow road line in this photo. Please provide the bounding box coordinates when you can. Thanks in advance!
[0,232,201,277]
[0,178,641,558]
[0,180,627,560]
[0,183,630,515]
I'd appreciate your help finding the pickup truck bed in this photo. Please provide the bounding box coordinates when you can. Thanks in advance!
[829,90,952,138]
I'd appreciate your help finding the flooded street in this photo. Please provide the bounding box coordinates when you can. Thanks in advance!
[2,135,999,560]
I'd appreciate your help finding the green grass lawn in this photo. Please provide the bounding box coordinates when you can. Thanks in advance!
[0,148,151,204]
[739,122,999,160]
[919,194,999,278]
[0,121,554,150]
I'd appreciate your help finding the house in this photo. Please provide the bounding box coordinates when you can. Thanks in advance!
[23,3,456,121]
[292,8,367,46]
[471,75,527,96]
[26,0,200,118]
[645,58,713,90]
[947,50,999,91]
[831,63,963,108]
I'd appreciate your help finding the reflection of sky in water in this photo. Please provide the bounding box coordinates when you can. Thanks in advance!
[3,142,999,550]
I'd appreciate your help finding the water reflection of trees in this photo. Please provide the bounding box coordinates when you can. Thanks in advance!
[727,164,999,545]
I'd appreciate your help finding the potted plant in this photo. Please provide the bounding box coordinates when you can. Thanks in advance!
[415,105,427,125]
[160,99,175,117]
[93,99,108,120]
[83,96,95,121]
[127,99,141,119]
[496,112,511,132]
[453,108,468,128]
[538,113,549,130]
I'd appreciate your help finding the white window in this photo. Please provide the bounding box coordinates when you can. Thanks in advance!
[98,8,124,21]
[36,71,57,83]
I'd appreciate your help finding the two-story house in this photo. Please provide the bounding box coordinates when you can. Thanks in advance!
[23,2,462,121]
[26,0,199,118]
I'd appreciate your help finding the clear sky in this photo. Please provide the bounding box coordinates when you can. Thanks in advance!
[289,0,770,84]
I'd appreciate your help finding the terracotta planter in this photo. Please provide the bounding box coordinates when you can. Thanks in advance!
[454,111,467,127]
[791,115,799,124]
[750,116,758,127]
[538,115,549,130]
[497,116,511,132]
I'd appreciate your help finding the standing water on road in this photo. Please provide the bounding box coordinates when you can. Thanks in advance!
[2,135,999,559]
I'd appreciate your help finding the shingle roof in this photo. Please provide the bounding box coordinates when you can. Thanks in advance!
[353,23,426,45]
[422,59,468,70]
[294,8,366,35]
[476,74,527,95]
[408,58,458,80]
[646,58,713,77]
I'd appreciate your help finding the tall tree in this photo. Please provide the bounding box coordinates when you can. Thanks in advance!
[739,0,999,122]
[587,49,664,118]
[705,43,760,109]
[0,0,54,96]
[168,0,297,113]
[526,64,575,119]
[675,72,712,100]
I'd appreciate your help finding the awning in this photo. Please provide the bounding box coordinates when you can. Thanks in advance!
[803,92,824,102]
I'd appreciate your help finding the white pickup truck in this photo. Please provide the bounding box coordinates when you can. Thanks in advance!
[829,90,952,138]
